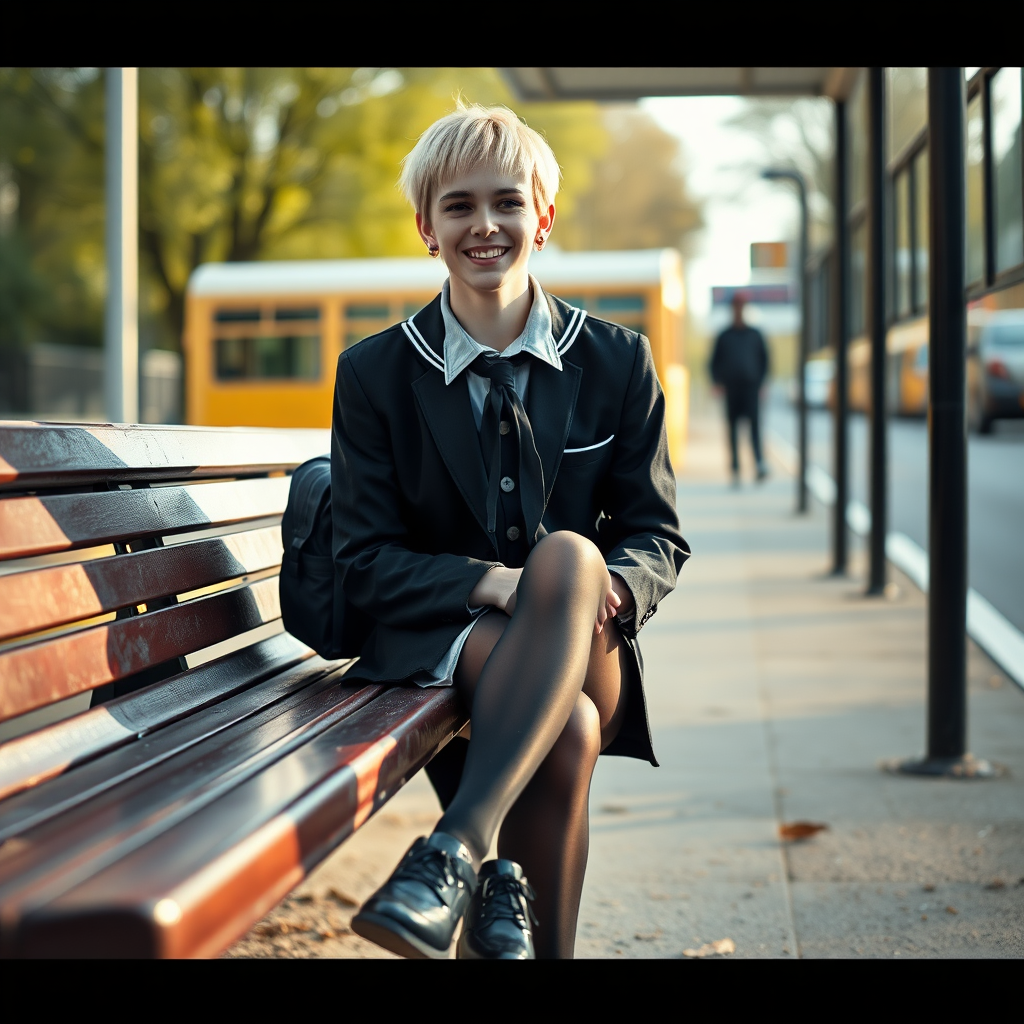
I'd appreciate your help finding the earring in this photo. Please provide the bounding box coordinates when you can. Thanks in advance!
[427,244,440,259]
[535,236,545,250]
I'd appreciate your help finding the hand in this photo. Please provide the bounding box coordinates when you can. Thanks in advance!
[469,566,522,616]
[598,573,635,635]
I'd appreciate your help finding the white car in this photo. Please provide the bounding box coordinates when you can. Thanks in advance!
[790,358,834,409]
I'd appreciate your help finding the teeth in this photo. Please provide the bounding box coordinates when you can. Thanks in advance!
[468,248,507,259]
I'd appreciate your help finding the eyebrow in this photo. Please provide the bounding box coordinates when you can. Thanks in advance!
[438,187,525,203]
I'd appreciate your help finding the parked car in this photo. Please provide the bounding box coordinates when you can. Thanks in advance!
[790,356,835,409]
[968,309,1024,434]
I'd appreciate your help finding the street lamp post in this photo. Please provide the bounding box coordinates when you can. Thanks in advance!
[762,168,809,514]
[104,67,139,425]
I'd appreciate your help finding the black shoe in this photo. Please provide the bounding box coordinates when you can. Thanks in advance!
[351,832,477,959]
[456,859,537,959]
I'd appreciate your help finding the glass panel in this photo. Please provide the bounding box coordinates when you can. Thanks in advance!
[346,303,391,320]
[275,307,320,321]
[895,169,912,319]
[214,309,260,323]
[914,147,930,312]
[215,336,320,380]
[966,92,986,285]
[887,67,928,161]
[847,70,868,210]
[594,294,645,313]
[991,67,1024,273]
[849,219,867,338]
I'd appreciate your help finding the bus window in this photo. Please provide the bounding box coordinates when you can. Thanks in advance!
[347,303,391,320]
[214,308,260,322]
[274,307,321,322]
[595,294,645,314]
[215,335,320,381]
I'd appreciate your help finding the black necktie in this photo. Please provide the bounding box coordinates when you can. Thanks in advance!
[469,352,545,546]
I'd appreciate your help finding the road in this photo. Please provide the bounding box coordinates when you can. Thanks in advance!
[765,395,1024,633]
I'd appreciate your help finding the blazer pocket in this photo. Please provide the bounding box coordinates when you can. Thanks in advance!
[560,434,615,468]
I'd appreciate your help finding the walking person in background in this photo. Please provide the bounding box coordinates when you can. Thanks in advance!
[710,292,770,484]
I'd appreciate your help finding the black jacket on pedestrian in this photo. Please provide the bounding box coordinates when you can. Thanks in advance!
[331,291,689,765]
[709,324,770,391]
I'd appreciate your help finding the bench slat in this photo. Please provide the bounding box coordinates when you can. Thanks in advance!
[0,577,282,722]
[0,671,381,932]
[0,477,290,561]
[0,632,314,805]
[8,688,465,958]
[0,526,282,642]
[0,423,328,492]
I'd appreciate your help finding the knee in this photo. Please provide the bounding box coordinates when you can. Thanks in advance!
[540,694,601,797]
[521,531,606,607]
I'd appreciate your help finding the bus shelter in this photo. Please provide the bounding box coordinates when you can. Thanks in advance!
[500,66,1024,779]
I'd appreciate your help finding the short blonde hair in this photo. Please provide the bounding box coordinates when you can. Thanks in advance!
[399,103,561,216]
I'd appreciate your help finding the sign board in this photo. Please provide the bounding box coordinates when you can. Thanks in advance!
[750,242,789,269]
[711,284,794,306]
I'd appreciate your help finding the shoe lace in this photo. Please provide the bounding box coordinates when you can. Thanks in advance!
[479,875,539,926]
[398,847,465,900]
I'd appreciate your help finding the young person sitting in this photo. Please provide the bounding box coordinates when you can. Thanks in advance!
[333,103,689,959]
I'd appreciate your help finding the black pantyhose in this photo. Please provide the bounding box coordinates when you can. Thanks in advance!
[436,531,630,958]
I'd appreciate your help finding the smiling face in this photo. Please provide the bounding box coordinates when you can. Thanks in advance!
[417,161,554,300]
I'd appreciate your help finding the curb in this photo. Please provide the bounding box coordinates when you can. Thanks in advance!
[768,433,1024,693]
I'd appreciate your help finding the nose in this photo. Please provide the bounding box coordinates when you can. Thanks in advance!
[470,209,499,238]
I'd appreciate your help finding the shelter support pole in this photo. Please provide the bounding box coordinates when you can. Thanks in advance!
[796,178,810,514]
[831,100,849,575]
[866,68,888,594]
[104,67,139,424]
[885,67,1000,779]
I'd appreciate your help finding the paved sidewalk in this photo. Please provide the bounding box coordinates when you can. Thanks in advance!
[229,414,1024,959]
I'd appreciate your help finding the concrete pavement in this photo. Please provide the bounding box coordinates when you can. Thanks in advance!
[228,413,1024,959]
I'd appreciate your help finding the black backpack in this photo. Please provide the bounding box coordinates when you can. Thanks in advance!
[279,455,371,660]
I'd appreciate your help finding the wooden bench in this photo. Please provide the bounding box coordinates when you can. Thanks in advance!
[0,422,467,958]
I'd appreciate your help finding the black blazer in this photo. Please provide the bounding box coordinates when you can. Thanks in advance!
[331,292,689,763]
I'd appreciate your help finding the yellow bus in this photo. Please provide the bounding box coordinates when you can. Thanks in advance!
[183,249,690,465]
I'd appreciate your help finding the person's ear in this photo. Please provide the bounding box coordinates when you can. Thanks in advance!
[535,202,556,249]
[416,212,439,255]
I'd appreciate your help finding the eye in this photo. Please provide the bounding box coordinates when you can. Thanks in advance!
[444,202,471,212]
[498,199,525,210]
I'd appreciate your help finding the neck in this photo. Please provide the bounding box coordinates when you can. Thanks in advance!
[448,270,532,352]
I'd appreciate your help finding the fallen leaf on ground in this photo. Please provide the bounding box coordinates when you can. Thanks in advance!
[254,920,310,937]
[682,938,735,958]
[328,888,359,907]
[635,930,662,941]
[945,906,958,915]
[984,879,1005,890]
[922,883,936,892]
[779,821,829,841]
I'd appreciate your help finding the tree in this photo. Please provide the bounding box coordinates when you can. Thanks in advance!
[556,106,703,254]
[0,67,609,352]
[722,97,835,251]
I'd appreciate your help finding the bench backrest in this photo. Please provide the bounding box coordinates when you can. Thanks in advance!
[0,422,328,776]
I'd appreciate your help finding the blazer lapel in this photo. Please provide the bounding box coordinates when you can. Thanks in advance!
[411,364,492,544]
[526,357,582,515]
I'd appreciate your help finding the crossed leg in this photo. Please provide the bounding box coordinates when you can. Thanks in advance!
[435,531,633,958]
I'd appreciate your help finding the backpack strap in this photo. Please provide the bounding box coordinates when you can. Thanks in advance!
[287,456,330,558]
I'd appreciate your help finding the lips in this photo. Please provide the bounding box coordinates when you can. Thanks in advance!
[463,246,510,260]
